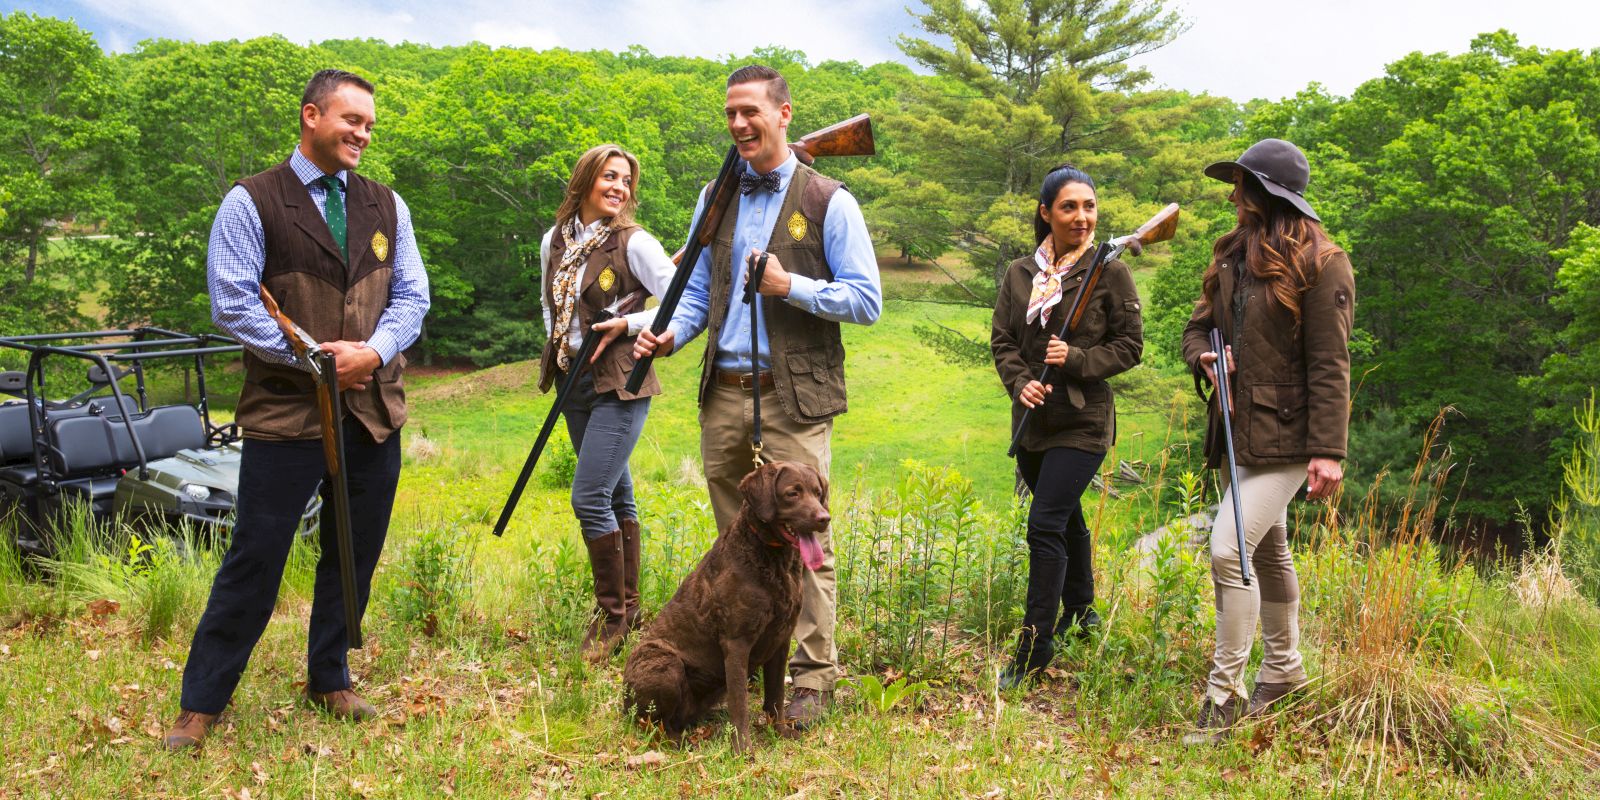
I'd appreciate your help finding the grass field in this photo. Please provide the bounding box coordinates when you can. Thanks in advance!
[3,261,1600,798]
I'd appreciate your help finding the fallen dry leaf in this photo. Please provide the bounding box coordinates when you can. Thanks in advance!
[625,750,667,770]
[87,599,120,619]
[85,649,102,661]
[223,788,254,800]
[251,761,268,786]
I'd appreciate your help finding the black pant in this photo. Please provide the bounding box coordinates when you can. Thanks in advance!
[1015,447,1105,655]
[180,417,400,714]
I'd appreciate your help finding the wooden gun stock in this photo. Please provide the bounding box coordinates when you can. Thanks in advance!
[788,113,876,165]
[1119,203,1180,257]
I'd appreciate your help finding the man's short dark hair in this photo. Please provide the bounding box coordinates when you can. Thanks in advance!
[301,69,374,113]
[726,64,790,107]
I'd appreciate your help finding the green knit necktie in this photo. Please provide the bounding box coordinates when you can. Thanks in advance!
[319,175,347,261]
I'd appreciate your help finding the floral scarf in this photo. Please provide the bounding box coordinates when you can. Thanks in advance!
[1025,236,1091,327]
[550,218,617,371]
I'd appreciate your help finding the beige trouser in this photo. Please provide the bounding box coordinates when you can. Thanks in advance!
[1207,461,1308,706]
[701,380,837,691]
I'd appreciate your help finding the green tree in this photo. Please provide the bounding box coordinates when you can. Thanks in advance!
[892,0,1188,292]
[383,46,645,364]
[0,12,127,284]
[1262,33,1600,522]
[94,37,326,332]
[1533,223,1600,427]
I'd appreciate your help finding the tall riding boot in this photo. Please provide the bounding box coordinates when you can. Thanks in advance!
[619,519,643,632]
[581,530,627,663]
[1055,512,1100,640]
[1000,534,1067,690]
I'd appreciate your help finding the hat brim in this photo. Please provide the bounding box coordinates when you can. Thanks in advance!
[1203,160,1320,222]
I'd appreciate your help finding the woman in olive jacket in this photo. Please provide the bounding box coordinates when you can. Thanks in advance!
[991,165,1144,689]
[1179,139,1354,744]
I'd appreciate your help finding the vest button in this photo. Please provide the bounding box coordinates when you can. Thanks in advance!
[345,297,354,306]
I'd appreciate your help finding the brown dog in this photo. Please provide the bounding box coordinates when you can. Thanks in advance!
[622,461,829,752]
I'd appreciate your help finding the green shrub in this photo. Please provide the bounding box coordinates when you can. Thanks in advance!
[387,521,475,637]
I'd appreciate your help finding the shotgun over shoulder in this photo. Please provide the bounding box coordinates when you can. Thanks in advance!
[788,114,875,165]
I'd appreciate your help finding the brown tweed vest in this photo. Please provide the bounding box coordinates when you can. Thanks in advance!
[700,163,848,424]
[233,159,407,443]
[537,223,662,400]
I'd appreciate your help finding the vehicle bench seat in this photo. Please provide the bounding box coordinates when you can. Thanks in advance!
[0,399,113,465]
[47,405,206,478]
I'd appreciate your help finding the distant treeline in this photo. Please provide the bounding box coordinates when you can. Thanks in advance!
[3,6,1597,523]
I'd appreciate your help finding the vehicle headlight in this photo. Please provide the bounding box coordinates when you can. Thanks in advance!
[179,483,211,502]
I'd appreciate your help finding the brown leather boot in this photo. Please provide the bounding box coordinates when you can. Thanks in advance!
[1245,680,1306,717]
[784,687,833,732]
[1181,695,1244,746]
[305,688,379,721]
[619,519,643,632]
[581,530,627,663]
[162,709,219,751]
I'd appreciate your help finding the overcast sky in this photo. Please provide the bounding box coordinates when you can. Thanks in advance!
[24,0,1600,102]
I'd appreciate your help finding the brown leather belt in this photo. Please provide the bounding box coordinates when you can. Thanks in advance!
[713,368,773,390]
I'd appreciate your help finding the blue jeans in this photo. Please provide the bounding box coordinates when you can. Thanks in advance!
[561,371,650,539]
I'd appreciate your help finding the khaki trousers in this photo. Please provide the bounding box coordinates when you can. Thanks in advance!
[701,381,837,691]
[1206,461,1308,705]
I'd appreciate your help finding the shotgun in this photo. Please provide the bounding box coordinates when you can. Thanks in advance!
[1007,203,1180,457]
[1210,326,1251,586]
[258,287,364,648]
[623,114,876,394]
[492,290,645,537]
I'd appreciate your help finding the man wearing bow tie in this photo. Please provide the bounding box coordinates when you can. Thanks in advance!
[632,64,882,730]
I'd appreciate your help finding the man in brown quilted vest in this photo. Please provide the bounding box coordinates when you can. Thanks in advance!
[633,65,882,730]
[164,70,430,750]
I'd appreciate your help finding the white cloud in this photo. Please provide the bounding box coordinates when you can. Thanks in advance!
[468,20,561,50]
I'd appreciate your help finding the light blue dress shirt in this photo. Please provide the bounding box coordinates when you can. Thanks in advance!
[206,148,430,368]
[666,153,882,371]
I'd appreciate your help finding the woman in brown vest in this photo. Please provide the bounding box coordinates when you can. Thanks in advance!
[991,164,1144,689]
[1179,139,1354,744]
[538,144,675,662]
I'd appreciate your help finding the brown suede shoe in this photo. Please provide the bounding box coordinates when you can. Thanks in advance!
[1246,680,1305,717]
[162,709,219,751]
[306,688,378,721]
[784,687,832,732]
[1181,695,1244,747]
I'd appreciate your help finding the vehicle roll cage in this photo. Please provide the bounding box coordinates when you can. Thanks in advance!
[0,328,242,483]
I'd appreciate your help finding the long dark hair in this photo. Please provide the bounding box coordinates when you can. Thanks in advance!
[1200,172,1342,324]
[1034,164,1096,246]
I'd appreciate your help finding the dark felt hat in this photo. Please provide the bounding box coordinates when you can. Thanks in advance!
[1204,138,1319,221]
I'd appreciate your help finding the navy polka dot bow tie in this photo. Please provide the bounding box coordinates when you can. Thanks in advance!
[739,170,782,196]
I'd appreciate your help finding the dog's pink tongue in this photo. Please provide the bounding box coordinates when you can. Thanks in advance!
[796,531,826,571]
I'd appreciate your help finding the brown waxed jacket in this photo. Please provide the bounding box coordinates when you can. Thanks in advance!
[991,251,1144,454]
[1180,250,1355,467]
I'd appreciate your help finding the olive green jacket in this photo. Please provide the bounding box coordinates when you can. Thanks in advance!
[1180,250,1355,467]
[991,251,1144,454]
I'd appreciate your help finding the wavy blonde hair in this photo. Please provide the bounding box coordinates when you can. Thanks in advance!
[1200,171,1343,324]
[554,144,640,232]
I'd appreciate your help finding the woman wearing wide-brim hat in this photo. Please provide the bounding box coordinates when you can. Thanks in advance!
[1178,138,1355,744]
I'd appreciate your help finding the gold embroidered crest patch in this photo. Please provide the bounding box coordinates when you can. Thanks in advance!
[370,231,389,262]
[598,267,616,292]
[787,211,808,242]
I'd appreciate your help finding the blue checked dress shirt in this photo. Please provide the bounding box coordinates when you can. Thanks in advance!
[206,148,430,368]
[667,152,882,371]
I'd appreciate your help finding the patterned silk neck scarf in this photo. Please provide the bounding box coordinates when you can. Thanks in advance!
[1025,237,1092,327]
[550,219,617,371]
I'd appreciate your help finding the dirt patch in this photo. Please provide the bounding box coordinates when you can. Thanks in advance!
[410,361,539,403]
